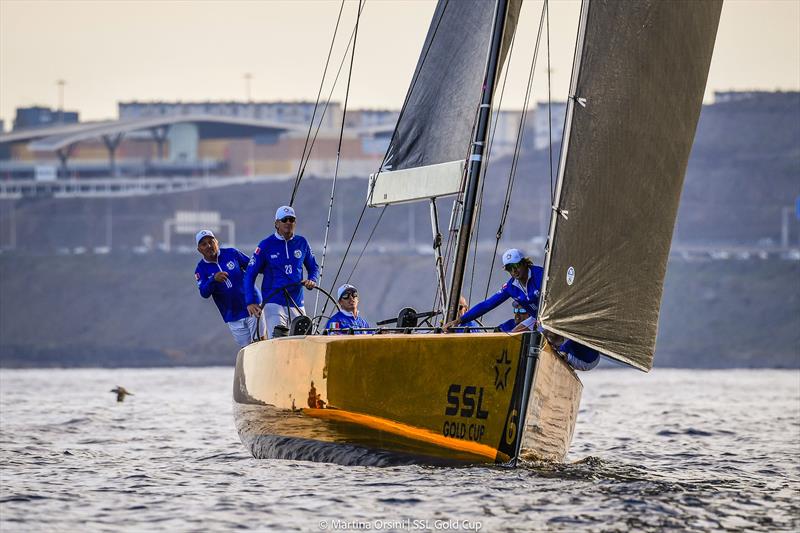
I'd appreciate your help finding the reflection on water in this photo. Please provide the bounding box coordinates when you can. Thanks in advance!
[1,367,798,531]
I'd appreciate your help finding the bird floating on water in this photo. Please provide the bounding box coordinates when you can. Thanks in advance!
[110,386,133,402]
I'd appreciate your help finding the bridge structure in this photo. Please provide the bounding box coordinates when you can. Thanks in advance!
[0,114,308,188]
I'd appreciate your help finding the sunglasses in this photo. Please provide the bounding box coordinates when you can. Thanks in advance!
[340,292,358,300]
[513,309,528,314]
[504,262,523,272]
[279,217,296,223]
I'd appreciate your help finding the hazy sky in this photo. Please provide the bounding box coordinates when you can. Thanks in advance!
[1,0,798,127]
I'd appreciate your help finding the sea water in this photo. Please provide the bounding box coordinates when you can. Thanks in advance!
[1,367,798,532]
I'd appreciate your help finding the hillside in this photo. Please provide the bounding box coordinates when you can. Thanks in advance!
[1,93,798,253]
[0,252,797,368]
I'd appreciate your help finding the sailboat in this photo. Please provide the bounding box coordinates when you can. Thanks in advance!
[233,0,722,466]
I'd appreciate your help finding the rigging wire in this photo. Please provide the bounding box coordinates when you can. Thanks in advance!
[290,1,366,205]
[345,205,387,283]
[321,0,453,319]
[484,0,549,299]
[313,0,364,317]
[546,0,555,205]
[289,0,346,206]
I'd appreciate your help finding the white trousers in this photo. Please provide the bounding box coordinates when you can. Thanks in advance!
[264,303,305,339]
[227,315,264,348]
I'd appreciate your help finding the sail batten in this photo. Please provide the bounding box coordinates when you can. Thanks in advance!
[368,161,465,206]
[371,0,521,205]
[539,0,723,371]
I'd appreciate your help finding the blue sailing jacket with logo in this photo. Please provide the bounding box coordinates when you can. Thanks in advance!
[458,266,544,325]
[497,318,517,332]
[244,233,319,307]
[325,310,371,333]
[195,248,260,323]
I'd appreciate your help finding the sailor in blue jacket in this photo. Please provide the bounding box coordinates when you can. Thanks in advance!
[452,295,480,333]
[194,230,263,347]
[497,300,530,333]
[445,248,543,332]
[325,284,371,334]
[245,206,319,338]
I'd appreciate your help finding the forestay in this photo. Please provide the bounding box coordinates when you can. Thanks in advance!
[539,0,723,371]
[368,0,521,207]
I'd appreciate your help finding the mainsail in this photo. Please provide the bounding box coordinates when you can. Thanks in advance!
[368,0,521,207]
[538,0,723,371]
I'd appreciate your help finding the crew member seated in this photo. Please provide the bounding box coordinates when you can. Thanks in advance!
[325,284,371,334]
[497,301,529,332]
[453,296,480,333]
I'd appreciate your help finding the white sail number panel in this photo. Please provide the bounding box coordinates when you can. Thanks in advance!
[368,160,465,207]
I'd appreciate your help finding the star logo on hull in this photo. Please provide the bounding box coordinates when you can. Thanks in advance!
[494,350,512,390]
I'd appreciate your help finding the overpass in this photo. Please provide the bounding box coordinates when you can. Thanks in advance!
[0,114,307,178]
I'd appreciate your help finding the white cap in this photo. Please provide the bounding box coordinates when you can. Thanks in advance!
[502,248,524,266]
[337,284,357,300]
[195,230,215,245]
[275,205,296,220]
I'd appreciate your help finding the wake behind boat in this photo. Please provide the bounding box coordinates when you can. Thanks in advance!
[233,0,722,466]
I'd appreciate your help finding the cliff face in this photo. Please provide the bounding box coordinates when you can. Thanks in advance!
[0,252,798,368]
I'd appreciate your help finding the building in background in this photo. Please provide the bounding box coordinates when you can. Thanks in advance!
[14,106,80,130]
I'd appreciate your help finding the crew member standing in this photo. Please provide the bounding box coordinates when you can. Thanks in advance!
[194,230,262,347]
[245,206,319,338]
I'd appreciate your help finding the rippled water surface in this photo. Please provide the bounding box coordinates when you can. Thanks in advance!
[1,368,798,532]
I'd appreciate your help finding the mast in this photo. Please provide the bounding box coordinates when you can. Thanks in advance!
[445,0,511,324]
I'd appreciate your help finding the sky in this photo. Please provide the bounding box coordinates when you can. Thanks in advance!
[0,0,798,128]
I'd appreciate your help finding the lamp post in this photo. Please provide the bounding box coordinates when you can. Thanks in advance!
[56,79,66,122]
[244,73,252,103]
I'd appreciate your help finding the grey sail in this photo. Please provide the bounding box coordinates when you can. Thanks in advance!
[538,0,723,371]
[369,0,521,206]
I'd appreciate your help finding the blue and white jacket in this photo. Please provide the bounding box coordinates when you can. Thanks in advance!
[195,248,260,323]
[453,320,480,333]
[458,266,544,326]
[497,318,517,332]
[325,310,371,333]
[244,232,319,307]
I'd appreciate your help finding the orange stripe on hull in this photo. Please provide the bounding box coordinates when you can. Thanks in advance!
[302,408,509,463]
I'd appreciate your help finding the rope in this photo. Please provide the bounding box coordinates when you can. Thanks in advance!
[313,0,363,316]
[346,205,387,283]
[485,0,548,299]
[290,1,366,205]
[322,0,453,317]
[546,0,555,206]
[289,0,345,206]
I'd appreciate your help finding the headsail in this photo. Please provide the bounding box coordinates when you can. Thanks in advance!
[538,0,723,371]
[368,0,521,207]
